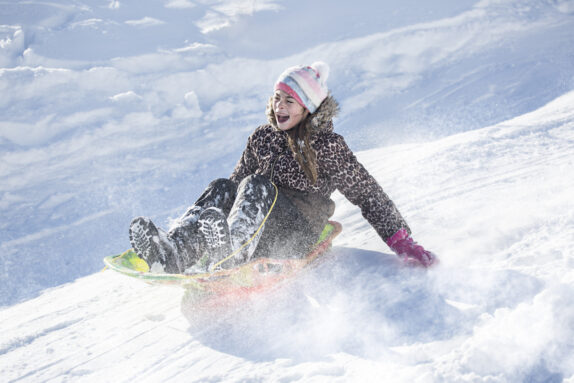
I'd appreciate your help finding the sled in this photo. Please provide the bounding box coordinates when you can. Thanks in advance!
[104,221,342,307]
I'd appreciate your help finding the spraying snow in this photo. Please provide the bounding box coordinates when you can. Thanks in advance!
[1,0,574,381]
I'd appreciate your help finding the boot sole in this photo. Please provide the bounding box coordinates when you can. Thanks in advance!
[198,208,231,263]
[129,217,163,268]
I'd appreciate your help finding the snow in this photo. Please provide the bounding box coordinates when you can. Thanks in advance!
[1,0,574,381]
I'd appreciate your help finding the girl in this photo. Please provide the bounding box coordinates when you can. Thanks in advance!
[129,62,437,273]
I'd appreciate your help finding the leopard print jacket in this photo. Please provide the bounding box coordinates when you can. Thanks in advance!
[230,95,411,242]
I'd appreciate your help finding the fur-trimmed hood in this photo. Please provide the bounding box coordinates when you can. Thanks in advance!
[266,95,340,134]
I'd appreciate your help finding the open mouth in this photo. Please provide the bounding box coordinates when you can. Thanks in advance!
[277,114,289,124]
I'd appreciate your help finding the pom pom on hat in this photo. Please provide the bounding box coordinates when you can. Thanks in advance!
[274,61,330,114]
[310,61,330,83]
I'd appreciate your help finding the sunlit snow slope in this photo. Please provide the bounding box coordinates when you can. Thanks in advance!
[1,92,574,382]
[1,0,574,381]
[1,0,574,306]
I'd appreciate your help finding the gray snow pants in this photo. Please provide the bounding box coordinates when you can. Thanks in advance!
[179,175,318,263]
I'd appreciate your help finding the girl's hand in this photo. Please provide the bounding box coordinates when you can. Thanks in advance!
[386,229,439,267]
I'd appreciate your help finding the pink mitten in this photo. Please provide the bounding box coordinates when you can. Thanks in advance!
[386,229,438,267]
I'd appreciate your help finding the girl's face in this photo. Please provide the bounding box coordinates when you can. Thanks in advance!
[273,90,307,131]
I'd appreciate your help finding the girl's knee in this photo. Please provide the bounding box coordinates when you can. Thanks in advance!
[239,174,273,189]
[209,178,235,189]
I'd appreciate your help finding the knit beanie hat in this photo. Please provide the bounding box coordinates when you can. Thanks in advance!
[274,62,330,114]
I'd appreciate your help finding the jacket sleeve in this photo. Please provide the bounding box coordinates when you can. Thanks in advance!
[327,134,411,242]
[230,128,258,185]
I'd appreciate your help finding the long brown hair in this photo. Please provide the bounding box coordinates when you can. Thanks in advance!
[285,113,318,184]
[266,96,336,185]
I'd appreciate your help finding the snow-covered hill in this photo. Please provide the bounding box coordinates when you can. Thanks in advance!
[2,91,574,382]
[2,0,574,307]
[1,0,574,381]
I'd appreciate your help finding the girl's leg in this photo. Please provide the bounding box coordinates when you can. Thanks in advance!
[252,188,317,260]
[130,179,237,273]
[174,178,237,227]
[223,175,317,264]
[225,175,276,264]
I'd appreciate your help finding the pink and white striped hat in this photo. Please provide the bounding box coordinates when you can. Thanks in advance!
[274,62,330,114]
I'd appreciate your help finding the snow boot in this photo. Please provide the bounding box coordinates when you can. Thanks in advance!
[166,221,204,273]
[198,207,232,269]
[130,216,203,273]
[129,217,180,273]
